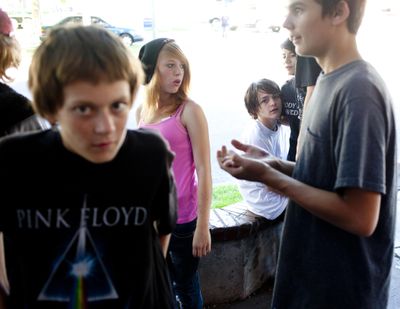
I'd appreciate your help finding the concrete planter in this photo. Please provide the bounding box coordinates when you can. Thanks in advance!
[199,203,283,305]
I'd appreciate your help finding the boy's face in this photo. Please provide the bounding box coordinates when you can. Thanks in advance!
[282,48,297,76]
[157,50,184,95]
[257,90,282,122]
[283,0,331,58]
[48,80,132,163]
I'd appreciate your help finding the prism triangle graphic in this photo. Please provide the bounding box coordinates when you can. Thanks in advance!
[38,197,118,303]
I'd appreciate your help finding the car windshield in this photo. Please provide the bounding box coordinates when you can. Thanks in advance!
[55,16,113,27]
[91,17,110,27]
[59,16,82,26]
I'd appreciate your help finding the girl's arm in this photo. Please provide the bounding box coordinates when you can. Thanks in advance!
[158,234,171,258]
[181,101,212,257]
[0,235,8,308]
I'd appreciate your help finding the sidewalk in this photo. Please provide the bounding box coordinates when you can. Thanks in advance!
[207,194,400,309]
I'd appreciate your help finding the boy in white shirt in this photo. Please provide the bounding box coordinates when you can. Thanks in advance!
[238,79,289,220]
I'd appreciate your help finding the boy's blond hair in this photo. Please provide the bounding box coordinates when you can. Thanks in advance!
[29,25,143,117]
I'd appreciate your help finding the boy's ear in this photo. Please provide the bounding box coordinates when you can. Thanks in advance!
[331,0,350,27]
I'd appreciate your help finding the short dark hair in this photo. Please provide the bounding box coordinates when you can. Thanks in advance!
[244,79,280,119]
[281,38,296,54]
[315,0,366,34]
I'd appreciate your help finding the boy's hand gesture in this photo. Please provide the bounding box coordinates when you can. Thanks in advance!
[217,139,275,183]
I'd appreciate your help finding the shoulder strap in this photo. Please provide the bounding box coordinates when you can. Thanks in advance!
[173,102,186,118]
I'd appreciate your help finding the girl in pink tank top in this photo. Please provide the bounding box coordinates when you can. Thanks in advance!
[137,38,212,309]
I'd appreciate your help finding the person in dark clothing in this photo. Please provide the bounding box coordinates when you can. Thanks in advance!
[295,55,321,109]
[280,38,306,161]
[0,8,47,138]
[0,25,177,308]
[218,1,396,308]
[0,10,49,304]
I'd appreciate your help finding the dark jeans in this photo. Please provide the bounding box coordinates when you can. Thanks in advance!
[167,219,203,309]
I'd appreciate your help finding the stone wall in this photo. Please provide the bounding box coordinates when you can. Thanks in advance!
[199,203,283,305]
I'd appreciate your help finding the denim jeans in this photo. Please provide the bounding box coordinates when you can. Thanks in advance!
[167,219,203,309]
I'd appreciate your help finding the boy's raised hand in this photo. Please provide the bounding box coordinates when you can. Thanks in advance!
[217,140,273,183]
[231,139,268,159]
[231,139,281,170]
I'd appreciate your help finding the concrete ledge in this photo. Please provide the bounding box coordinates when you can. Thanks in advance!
[199,203,283,305]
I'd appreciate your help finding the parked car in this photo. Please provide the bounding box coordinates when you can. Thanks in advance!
[243,17,281,33]
[40,16,143,45]
[209,14,280,33]
[209,16,238,31]
[208,0,285,33]
[9,13,33,29]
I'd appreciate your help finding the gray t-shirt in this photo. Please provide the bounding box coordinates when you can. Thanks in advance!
[272,60,397,309]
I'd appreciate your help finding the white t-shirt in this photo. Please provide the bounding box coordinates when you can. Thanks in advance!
[238,120,290,220]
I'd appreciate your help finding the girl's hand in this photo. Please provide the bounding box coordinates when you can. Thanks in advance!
[192,225,211,257]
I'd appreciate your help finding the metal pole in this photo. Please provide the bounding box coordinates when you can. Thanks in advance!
[151,0,156,39]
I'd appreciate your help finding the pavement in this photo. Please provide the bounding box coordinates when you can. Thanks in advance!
[206,192,400,309]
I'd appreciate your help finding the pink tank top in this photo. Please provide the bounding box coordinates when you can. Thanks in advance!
[139,103,198,224]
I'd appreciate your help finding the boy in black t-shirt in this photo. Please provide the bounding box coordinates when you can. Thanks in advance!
[295,56,321,109]
[280,38,306,161]
[0,25,177,308]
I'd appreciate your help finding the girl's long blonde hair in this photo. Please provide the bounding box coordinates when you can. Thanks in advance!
[141,41,191,122]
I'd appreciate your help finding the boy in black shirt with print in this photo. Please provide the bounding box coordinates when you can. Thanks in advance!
[0,25,177,309]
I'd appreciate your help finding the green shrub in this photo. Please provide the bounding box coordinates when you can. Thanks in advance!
[212,183,243,209]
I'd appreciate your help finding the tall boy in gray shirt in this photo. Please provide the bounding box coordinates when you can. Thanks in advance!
[217,1,397,308]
